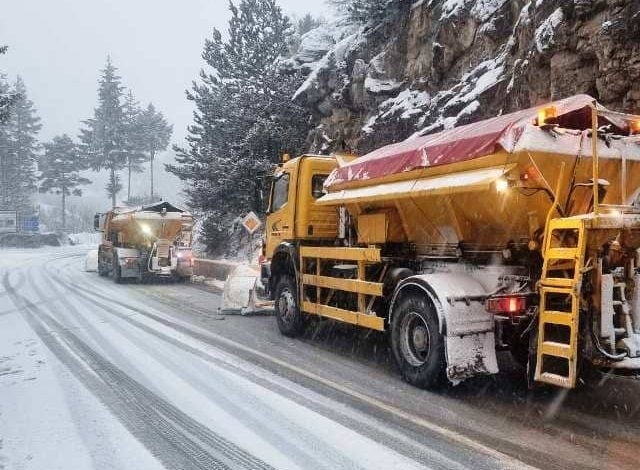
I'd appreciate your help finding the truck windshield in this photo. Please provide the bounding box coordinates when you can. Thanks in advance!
[271,173,290,212]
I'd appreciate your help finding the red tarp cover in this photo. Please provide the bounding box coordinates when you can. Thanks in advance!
[326,94,597,188]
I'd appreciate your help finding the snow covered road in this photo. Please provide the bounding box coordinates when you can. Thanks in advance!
[1,247,639,470]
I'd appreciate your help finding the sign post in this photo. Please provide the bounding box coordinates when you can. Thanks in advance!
[241,211,263,263]
[241,211,262,235]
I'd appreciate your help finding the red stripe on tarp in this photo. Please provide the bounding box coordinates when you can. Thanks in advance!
[326,94,597,188]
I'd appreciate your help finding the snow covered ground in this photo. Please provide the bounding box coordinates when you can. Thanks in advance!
[0,248,436,470]
[2,247,639,470]
[67,232,101,247]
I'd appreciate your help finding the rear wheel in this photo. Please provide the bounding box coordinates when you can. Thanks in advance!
[274,275,305,337]
[391,293,446,389]
[113,255,122,284]
[98,260,109,277]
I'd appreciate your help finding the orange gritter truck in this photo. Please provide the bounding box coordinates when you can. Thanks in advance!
[95,201,194,283]
[259,95,640,389]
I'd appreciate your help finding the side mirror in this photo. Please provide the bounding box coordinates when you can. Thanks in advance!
[256,175,273,215]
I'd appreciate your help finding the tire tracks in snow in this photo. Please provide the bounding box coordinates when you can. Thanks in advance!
[46,255,540,470]
[33,262,362,470]
[3,268,275,470]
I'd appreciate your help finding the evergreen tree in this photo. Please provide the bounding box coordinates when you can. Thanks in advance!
[0,77,11,206]
[138,103,171,200]
[0,76,41,212]
[168,0,310,251]
[79,57,126,207]
[289,14,324,55]
[297,14,323,35]
[0,45,18,125]
[328,0,395,23]
[39,134,91,229]
[122,90,147,200]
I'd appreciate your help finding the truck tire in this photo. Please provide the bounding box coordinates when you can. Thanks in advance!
[98,259,109,277]
[98,262,108,277]
[97,248,109,277]
[113,256,122,284]
[274,275,305,337]
[391,293,446,389]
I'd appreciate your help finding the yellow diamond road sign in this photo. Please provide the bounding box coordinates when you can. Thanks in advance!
[242,211,262,234]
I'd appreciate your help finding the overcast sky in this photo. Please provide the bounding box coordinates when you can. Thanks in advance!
[1,0,330,143]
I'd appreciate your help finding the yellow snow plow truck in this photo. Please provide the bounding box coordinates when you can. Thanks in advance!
[95,201,194,283]
[259,95,640,389]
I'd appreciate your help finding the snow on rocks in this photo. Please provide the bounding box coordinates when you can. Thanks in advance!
[534,7,564,53]
[440,0,509,22]
[471,0,510,22]
[443,60,506,111]
[294,28,337,67]
[364,77,403,94]
[293,30,362,102]
[291,15,363,102]
[440,0,467,19]
[295,0,635,158]
[380,89,431,120]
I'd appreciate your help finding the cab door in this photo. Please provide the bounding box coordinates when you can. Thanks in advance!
[265,168,296,258]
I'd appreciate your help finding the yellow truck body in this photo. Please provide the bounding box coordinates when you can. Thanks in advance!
[95,201,194,282]
[262,95,640,389]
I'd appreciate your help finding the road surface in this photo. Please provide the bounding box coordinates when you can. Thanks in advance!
[1,246,639,470]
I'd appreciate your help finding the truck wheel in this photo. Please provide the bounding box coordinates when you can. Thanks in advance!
[98,260,109,277]
[274,275,305,337]
[391,293,446,389]
[113,257,122,284]
[97,248,108,276]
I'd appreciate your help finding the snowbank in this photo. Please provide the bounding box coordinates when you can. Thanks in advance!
[68,232,101,246]
[221,265,260,314]
[84,249,99,272]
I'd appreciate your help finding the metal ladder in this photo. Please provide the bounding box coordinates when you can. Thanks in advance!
[535,218,587,388]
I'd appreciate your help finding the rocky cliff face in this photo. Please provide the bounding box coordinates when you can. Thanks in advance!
[292,0,640,154]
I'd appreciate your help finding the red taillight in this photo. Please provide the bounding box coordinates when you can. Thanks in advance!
[177,252,194,267]
[486,296,527,315]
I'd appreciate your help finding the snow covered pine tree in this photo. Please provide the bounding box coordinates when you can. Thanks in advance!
[168,0,310,254]
[0,76,41,214]
[79,57,127,208]
[39,134,91,229]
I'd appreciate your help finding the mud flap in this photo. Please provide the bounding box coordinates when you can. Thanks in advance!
[445,332,499,385]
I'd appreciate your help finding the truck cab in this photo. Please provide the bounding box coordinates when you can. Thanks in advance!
[265,155,340,257]
[262,155,342,295]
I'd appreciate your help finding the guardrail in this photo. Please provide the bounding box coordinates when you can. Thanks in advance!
[193,259,239,281]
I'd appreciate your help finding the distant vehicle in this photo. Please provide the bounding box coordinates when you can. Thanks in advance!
[258,95,640,390]
[95,201,194,282]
